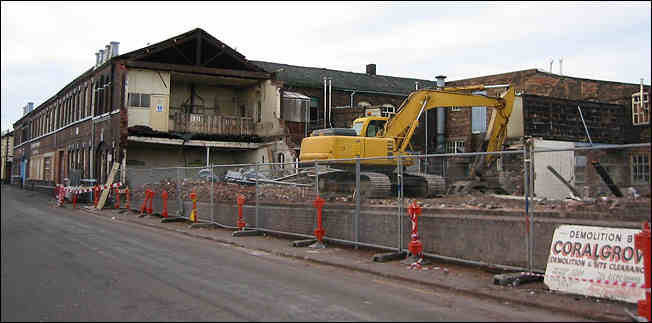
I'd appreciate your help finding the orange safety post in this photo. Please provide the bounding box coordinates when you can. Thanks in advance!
[313,196,325,243]
[635,221,651,322]
[189,190,198,223]
[114,187,121,209]
[147,190,155,215]
[93,185,100,207]
[407,201,423,260]
[125,187,130,210]
[72,189,78,208]
[237,194,246,230]
[161,190,169,218]
[140,189,150,215]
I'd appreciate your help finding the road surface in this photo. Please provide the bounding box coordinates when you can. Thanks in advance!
[1,185,590,321]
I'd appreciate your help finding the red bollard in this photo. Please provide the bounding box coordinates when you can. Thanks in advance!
[93,185,100,207]
[114,187,121,209]
[140,189,150,215]
[161,190,169,218]
[313,196,325,243]
[57,185,65,207]
[147,190,155,215]
[237,194,246,230]
[635,221,651,321]
[125,187,130,210]
[72,189,78,209]
[407,201,423,260]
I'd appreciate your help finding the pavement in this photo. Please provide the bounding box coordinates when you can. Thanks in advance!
[56,194,639,322]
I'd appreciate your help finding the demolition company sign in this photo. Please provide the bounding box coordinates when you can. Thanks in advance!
[544,225,645,303]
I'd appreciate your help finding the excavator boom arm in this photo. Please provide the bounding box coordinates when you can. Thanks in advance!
[383,87,516,162]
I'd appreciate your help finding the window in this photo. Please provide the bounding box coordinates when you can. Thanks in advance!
[471,90,487,134]
[632,92,649,125]
[631,152,650,184]
[365,120,387,137]
[128,93,151,108]
[278,153,285,169]
[257,101,262,123]
[450,106,461,112]
[44,156,52,181]
[380,104,396,118]
[575,155,587,185]
[446,140,465,153]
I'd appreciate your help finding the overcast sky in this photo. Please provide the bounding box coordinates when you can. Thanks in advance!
[2,1,650,132]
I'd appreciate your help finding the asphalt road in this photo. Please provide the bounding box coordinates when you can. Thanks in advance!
[1,184,590,322]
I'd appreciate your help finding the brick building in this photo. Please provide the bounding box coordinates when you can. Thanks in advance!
[1,130,14,183]
[11,27,650,197]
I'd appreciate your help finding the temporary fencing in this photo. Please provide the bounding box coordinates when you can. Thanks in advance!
[98,141,650,296]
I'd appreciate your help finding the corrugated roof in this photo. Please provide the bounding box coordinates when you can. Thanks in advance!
[251,61,438,95]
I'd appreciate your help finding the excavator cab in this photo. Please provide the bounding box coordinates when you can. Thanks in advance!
[351,117,388,137]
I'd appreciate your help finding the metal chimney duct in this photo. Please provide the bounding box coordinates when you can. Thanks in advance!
[434,75,447,152]
[104,45,111,62]
[98,50,105,65]
[95,52,100,66]
[435,75,446,89]
[110,41,120,57]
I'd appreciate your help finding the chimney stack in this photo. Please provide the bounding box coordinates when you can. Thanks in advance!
[104,44,111,63]
[435,75,447,89]
[366,64,376,76]
[95,52,100,66]
[110,41,120,57]
[98,49,105,66]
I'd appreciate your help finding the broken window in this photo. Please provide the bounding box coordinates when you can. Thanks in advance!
[446,140,465,153]
[632,92,649,125]
[631,152,650,185]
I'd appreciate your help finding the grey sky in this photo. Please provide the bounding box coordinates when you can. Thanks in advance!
[2,1,650,132]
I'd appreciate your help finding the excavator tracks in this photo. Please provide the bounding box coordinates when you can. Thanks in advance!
[404,173,447,198]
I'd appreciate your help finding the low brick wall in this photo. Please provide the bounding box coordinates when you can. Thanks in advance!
[133,195,649,271]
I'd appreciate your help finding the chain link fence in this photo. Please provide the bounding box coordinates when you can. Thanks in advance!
[117,142,649,273]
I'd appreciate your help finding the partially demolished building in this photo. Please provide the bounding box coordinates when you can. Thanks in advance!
[11,27,650,198]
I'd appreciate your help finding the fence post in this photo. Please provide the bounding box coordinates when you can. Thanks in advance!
[210,166,214,224]
[313,196,325,248]
[355,158,360,249]
[255,162,259,230]
[72,188,78,208]
[125,187,130,210]
[147,190,155,215]
[114,187,121,209]
[161,190,169,218]
[397,156,403,253]
[93,185,100,207]
[523,137,531,271]
[407,200,423,264]
[140,189,150,215]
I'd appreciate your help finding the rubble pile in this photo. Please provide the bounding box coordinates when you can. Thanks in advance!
[128,177,650,217]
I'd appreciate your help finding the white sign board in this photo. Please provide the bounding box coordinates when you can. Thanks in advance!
[545,225,645,303]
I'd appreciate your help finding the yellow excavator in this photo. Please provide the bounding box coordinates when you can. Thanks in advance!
[299,85,517,198]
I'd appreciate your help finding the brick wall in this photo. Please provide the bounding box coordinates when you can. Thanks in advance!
[131,196,649,270]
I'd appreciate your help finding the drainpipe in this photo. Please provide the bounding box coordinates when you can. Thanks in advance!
[323,77,327,128]
[328,78,332,127]
[350,90,356,112]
